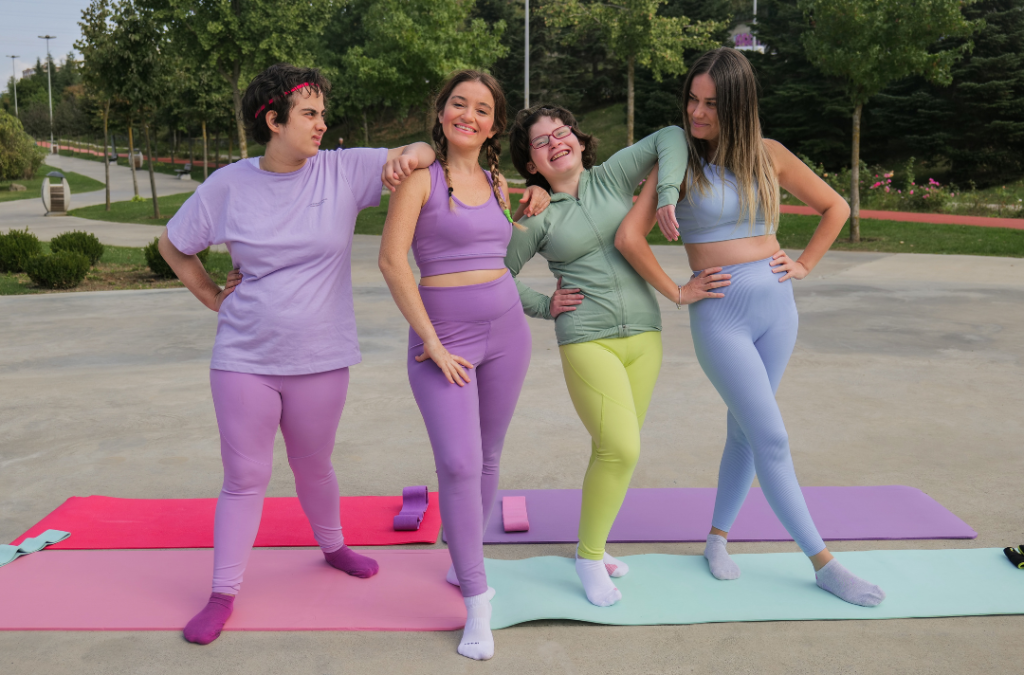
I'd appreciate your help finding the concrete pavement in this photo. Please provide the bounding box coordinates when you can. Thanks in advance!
[0,154,198,247]
[0,240,1022,673]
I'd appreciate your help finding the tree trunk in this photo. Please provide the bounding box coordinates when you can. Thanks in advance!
[214,130,220,170]
[103,101,110,211]
[171,127,176,167]
[850,103,862,243]
[202,119,209,180]
[189,135,194,163]
[144,123,160,219]
[127,122,139,198]
[362,109,370,146]
[627,55,635,147]
[228,132,233,163]
[228,68,248,159]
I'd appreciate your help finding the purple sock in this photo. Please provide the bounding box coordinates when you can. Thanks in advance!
[324,545,379,578]
[183,592,234,645]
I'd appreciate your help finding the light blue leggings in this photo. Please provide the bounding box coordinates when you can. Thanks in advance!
[689,256,826,557]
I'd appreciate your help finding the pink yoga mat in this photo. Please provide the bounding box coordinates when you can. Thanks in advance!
[0,549,465,631]
[11,494,442,549]
[446,486,976,544]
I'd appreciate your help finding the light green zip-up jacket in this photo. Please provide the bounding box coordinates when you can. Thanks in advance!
[504,126,688,345]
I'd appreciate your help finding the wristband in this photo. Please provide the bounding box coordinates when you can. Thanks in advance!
[676,285,683,309]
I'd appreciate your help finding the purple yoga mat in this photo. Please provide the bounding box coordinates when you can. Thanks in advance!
[449,486,976,544]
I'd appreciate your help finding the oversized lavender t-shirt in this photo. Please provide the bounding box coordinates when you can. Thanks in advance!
[166,147,388,375]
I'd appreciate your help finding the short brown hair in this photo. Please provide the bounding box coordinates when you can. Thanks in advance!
[242,63,331,145]
[508,104,598,192]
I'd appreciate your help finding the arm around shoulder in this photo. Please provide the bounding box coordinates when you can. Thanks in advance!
[505,215,554,320]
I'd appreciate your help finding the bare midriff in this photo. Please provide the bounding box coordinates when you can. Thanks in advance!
[419,268,508,287]
[685,234,781,271]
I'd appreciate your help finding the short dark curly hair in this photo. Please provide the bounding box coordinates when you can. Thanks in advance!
[508,104,598,192]
[242,63,331,145]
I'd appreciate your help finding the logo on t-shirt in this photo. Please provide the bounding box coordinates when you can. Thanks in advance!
[309,199,328,208]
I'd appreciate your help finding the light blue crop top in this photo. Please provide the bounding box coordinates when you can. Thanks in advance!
[674,162,773,244]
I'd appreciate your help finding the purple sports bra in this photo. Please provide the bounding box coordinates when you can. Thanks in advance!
[412,160,511,277]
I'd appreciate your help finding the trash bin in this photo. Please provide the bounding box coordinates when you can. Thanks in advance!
[41,171,71,216]
[132,149,144,169]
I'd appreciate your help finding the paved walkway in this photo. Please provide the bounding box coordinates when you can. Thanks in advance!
[1,155,198,247]
[1,241,1022,673]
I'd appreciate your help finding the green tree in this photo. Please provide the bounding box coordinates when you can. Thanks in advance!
[99,0,167,216]
[340,0,509,131]
[540,0,723,145]
[77,0,119,209]
[0,109,45,181]
[869,0,1024,187]
[153,0,335,159]
[799,0,979,241]
[745,0,850,169]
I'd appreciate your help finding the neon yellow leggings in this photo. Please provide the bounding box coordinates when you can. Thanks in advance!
[559,331,663,560]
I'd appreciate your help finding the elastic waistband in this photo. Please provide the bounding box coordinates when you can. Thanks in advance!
[693,255,776,277]
[418,271,521,322]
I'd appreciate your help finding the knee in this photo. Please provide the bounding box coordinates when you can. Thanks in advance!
[435,451,481,485]
[222,457,272,495]
[597,436,641,473]
[752,427,791,465]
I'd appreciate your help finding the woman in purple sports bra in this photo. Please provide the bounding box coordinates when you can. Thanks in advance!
[378,70,550,661]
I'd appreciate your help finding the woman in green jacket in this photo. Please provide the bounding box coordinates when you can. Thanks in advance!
[505,105,731,607]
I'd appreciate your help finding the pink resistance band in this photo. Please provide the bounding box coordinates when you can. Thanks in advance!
[254,82,313,119]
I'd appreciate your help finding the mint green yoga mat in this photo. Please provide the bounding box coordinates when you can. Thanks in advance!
[485,548,1024,629]
[0,530,69,569]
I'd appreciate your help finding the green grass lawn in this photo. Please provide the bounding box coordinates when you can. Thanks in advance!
[0,240,234,295]
[646,213,1024,258]
[69,192,192,227]
[0,164,106,203]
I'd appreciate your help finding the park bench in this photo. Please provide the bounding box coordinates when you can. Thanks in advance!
[174,162,192,179]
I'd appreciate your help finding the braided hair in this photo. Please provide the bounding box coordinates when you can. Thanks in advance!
[431,70,509,215]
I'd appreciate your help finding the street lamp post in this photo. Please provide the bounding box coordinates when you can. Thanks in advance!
[524,1,530,108]
[5,55,18,116]
[38,35,56,154]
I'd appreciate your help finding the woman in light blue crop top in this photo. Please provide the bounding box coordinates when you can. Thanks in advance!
[616,48,885,608]
[378,70,550,662]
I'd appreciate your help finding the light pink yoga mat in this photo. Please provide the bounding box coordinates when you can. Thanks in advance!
[445,486,977,544]
[0,549,465,631]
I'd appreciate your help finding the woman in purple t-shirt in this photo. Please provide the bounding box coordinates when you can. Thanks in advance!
[159,64,435,645]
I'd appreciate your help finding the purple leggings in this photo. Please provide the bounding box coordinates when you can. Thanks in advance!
[408,273,531,597]
[209,367,349,595]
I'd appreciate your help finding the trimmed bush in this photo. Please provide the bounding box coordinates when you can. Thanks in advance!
[50,231,105,266]
[0,228,42,273]
[0,110,45,181]
[144,236,208,279]
[25,251,91,289]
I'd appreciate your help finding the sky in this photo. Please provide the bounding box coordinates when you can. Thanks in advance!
[1,0,93,83]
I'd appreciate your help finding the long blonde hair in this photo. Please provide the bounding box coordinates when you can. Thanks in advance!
[681,48,779,234]
[431,70,509,215]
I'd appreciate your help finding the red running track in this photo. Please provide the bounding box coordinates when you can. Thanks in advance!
[37,141,232,169]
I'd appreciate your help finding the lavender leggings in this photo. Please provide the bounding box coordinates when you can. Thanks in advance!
[408,273,531,597]
[209,367,349,595]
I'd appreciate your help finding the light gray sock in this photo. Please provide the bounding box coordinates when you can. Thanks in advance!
[703,534,740,580]
[815,558,885,607]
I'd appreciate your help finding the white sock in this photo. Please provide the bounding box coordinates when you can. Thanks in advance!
[603,550,629,578]
[458,587,495,661]
[704,534,741,580]
[575,554,622,607]
[446,564,459,586]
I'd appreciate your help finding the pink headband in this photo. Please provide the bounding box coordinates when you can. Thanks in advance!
[254,82,313,119]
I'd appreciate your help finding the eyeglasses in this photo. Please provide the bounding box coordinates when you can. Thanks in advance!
[529,125,573,150]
